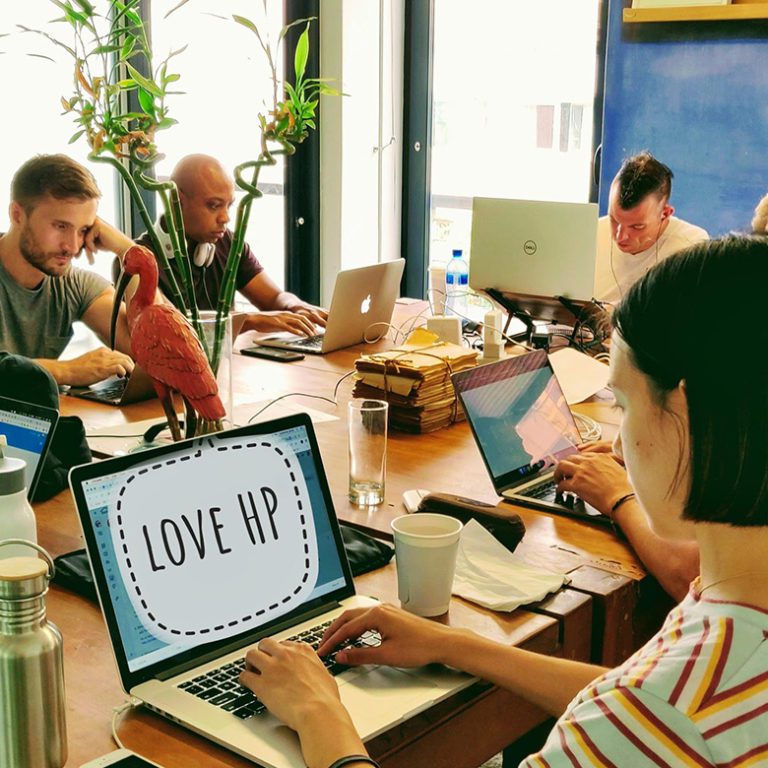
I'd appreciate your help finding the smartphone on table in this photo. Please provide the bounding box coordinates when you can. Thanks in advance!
[240,345,305,362]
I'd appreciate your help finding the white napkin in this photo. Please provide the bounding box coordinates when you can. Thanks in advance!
[452,519,569,612]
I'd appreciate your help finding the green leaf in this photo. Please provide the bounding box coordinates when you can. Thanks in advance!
[164,0,192,20]
[294,24,309,81]
[157,117,178,130]
[167,44,188,61]
[120,7,142,29]
[279,16,315,43]
[163,73,181,84]
[137,86,156,116]
[126,62,162,97]
[120,36,135,60]
[27,53,57,63]
[68,129,86,144]
[112,0,142,25]
[232,15,267,51]
[92,43,121,55]
[116,78,138,89]
[72,0,95,14]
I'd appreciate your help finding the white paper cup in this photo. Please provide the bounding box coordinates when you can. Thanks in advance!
[391,513,463,617]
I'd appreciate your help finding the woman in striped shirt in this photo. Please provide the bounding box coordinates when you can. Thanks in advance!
[241,235,768,768]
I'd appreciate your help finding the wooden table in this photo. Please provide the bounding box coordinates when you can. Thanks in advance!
[63,313,664,667]
[42,309,665,765]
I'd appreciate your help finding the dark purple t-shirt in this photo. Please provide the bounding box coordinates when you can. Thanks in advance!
[136,228,264,311]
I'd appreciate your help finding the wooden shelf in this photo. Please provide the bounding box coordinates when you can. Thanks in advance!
[623,3,768,22]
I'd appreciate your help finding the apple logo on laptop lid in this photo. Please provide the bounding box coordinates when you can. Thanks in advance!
[360,294,372,314]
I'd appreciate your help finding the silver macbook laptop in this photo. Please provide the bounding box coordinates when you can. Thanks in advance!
[452,351,606,525]
[254,260,406,355]
[469,198,598,300]
[0,395,58,500]
[69,413,472,768]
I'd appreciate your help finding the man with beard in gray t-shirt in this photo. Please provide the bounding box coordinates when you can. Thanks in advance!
[0,154,137,386]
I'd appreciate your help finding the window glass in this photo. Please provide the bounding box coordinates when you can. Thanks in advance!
[430,1,600,267]
[150,1,286,292]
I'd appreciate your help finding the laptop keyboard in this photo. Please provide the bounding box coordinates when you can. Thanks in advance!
[177,619,382,720]
[523,479,558,501]
[72,376,127,404]
[522,479,584,510]
[286,334,324,350]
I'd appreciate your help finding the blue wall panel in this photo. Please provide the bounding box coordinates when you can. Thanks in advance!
[599,1,768,236]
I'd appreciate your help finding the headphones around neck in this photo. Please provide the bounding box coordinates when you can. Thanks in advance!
[154,216,216,269]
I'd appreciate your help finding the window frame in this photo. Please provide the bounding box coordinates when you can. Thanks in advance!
[401,0,609,298]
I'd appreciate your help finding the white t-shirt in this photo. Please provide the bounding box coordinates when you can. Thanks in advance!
[595,216,709,303]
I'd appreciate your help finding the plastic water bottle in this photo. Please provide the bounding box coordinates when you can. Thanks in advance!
[0,436,37,558]
[445,249,469,319]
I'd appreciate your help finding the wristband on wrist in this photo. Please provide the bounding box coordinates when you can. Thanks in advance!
[608,493,636,533]
[327,756,380,768]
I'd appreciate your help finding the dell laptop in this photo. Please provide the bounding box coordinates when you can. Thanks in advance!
[0,395,59,500]
[452,351,607,525]
[469,197,598,300]
[254,260,406,355]
[69,413,472,768]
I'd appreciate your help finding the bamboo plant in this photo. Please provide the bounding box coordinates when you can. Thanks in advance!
[26,0,339,378]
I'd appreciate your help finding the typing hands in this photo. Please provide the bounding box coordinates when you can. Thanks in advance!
[58,348,134,387]
[318,603,448,668]
[244,310,319,337]
[554,441,633,516]
[290,304,328,329]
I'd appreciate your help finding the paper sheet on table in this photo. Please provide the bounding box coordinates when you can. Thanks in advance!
[452,520,568,612]
[86,400,337,457]
[549,348,610,405]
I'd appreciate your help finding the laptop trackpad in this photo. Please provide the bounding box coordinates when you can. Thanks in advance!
[339,667,440,736]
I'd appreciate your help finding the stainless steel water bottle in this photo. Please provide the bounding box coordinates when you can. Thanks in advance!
[0,540,67,768]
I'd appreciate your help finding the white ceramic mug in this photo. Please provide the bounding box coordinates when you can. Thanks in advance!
[391,513,463,617]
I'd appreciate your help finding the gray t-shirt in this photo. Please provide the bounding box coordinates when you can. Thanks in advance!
[0,258,110,359]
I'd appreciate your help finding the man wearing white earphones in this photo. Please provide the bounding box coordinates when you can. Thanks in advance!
[136,154,327,337]
[594,151,708,303]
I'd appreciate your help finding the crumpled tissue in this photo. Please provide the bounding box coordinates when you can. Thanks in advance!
[452,519,569,611]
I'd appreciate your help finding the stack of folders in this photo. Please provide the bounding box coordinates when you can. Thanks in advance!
[352,332,479,433]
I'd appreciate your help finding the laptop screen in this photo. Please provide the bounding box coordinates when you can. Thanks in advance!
[0,396,58,499]
[452,351,581,491]
[70,415,354,688]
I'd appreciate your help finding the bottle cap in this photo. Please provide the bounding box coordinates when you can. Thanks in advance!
[0,437,26,496]
[0,557,49,600]
[452,249,462,257]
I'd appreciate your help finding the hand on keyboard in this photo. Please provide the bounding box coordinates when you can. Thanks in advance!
[244,310,319,336]
[554,450,633,517]
[318,603,450,669]
[239,636,356,736]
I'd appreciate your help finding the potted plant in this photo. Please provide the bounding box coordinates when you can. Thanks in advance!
[24,0,339,432]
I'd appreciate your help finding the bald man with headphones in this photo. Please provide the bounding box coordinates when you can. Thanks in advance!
[594,152,708,303]
[136,154,327,337]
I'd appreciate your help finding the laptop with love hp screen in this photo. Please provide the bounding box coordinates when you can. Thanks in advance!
[451,351,607,525]
[69,413,472,768]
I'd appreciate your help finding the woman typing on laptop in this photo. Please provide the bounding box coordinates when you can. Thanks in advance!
[240,237,768,767]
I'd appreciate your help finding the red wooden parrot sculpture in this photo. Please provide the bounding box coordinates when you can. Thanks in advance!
[111,245,225,441]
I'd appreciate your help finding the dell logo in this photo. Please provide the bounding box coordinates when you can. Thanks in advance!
[523,240,537,256]
[360,294,372,314]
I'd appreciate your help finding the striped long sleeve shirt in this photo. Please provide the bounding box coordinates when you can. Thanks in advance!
[521,588,768,767]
